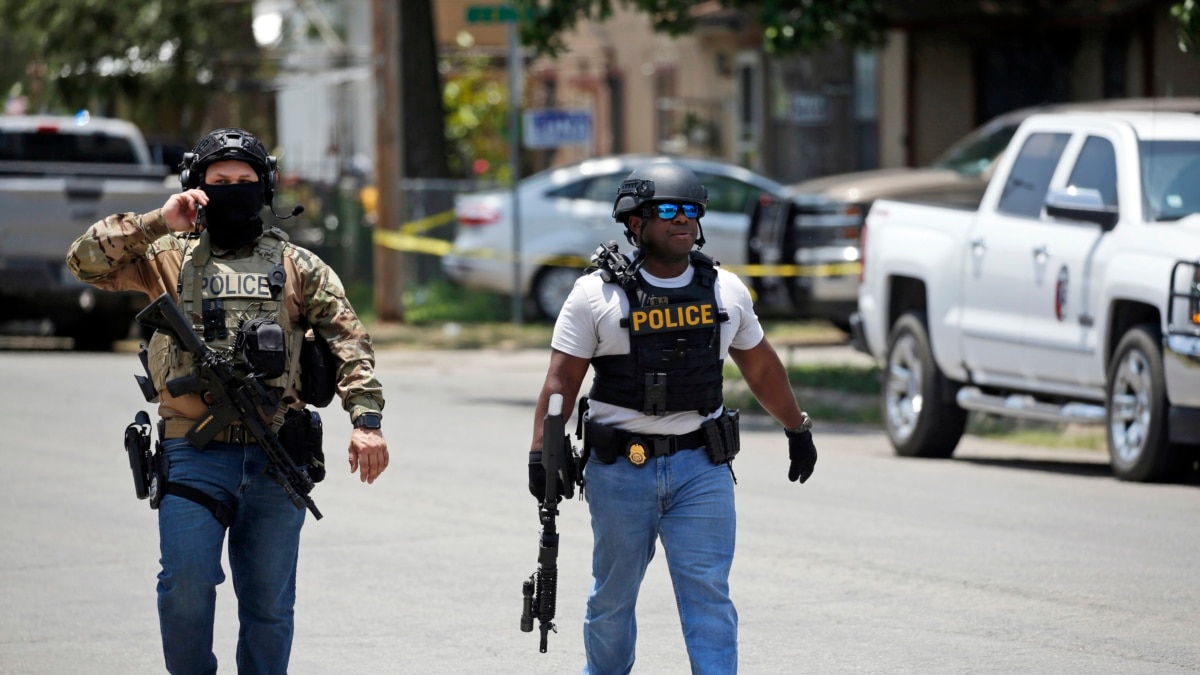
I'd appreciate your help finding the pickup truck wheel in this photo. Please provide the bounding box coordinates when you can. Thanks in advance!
[67,314,134,351]
[883,313,967,458]
[1106,325,1182,482]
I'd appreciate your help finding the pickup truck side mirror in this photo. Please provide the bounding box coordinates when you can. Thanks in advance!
[1045,187,1118,231]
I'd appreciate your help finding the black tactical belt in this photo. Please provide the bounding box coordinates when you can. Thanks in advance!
[585,419,707,466]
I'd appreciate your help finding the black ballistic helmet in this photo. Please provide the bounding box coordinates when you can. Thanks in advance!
[612,163,708,246]
[179,128,277,204]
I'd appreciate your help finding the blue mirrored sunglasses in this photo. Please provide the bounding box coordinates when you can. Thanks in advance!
[653,202,700,219]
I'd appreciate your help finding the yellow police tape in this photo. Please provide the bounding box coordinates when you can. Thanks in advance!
[374,210,861,279]
[398,209,457,236]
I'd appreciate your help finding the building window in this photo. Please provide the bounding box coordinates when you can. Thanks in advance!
[854,51,879,171]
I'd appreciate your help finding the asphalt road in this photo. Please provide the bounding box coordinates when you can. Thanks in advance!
[1,346,1198,674]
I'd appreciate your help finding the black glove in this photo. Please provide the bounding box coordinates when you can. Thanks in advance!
[786,423,817,484]
[527,451,564,504]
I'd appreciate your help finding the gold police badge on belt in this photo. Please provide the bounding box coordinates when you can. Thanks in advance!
[627,441,647,466]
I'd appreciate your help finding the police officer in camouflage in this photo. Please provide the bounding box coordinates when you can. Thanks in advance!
[529,162,817,674]
[67,127,389,674]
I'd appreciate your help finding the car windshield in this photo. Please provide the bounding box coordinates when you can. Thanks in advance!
[931,122,1022,177]
[1141,140,1200,221]
[0,130,139,163]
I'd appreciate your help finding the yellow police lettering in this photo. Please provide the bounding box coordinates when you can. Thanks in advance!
[628,301,717,335]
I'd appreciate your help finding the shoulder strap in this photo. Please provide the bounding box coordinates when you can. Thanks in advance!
[185,235,212,334]
[689,249,717,269]
[262,226,291,243]
[689,251,718,288]
[254,230,288,263]
[690,252,726,321]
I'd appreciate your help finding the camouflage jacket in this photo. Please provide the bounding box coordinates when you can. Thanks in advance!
[66,209,385,423]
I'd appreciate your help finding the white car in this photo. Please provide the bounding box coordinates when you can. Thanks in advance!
[442,154,786,318]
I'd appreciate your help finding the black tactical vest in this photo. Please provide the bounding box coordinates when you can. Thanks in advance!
[589,251,729,416]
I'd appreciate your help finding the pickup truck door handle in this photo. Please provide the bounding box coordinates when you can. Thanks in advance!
[1032,245,1049,264]
[970,239,987,256]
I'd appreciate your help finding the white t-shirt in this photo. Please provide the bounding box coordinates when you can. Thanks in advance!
[551,260,764,436]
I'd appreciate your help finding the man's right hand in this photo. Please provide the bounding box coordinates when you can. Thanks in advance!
[528,450,564,504]
[161,189,209,232]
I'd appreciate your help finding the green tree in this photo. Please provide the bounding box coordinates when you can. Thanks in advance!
[0,0,267,141]
[443,45,511,182]
[1173,0,1200,54]
[514,0,888,57]
[517,1,1200,59]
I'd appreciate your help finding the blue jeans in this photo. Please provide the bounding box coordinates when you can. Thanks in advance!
[582,446,737,675]
[156,438,306,675]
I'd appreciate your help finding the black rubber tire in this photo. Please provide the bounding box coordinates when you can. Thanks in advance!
[531,265,584,319]
[68,314,133,351]
[882,312,967,458]
[1105,324,1186,482]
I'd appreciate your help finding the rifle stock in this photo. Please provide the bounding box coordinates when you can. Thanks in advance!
[136,292,323,520]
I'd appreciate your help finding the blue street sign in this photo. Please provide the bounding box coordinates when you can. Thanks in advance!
[522,109,593,149]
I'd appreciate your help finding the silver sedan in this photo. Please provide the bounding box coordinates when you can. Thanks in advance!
[442,154,785,318]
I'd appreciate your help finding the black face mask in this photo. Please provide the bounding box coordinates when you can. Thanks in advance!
[200,182,265,250]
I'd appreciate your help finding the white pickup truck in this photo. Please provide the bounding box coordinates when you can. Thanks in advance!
[854,110,1200,482]
[0,115,177,348]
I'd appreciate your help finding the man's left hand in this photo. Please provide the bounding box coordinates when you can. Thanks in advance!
[348,428,388,484]
[786,428,817,484]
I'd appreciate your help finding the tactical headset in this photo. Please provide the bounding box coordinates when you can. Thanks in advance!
[179,128,277,205]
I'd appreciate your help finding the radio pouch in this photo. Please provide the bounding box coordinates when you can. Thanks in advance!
[279,408,326,482]
[299,330,337,407]
[239,318,287,380]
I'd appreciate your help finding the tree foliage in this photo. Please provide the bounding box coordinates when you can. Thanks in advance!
[0,0,265,139]
[514,0,887,57]
[443,50,511,182]
[516,1,1200,59]
[1172,0,1200,54]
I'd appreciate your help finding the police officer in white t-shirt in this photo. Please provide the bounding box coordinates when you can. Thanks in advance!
[529,161,817,674]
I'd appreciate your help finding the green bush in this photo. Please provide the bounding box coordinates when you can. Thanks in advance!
[783,363,881,394]
[722,362,882,424]
[402,279,510,325]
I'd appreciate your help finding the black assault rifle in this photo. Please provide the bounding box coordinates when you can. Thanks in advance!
[136,292,322,520]
[520,392,579,653]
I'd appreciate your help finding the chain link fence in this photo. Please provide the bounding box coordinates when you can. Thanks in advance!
[269,174,501,289]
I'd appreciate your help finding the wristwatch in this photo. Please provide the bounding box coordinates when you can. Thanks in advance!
[353,412,382,430]
[785,412,813,435]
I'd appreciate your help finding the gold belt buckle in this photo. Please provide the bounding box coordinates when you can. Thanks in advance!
[627,441,647,467]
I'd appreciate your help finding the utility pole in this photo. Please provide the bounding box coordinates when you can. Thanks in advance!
[507,15,523,326]
[372,0,405,321]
